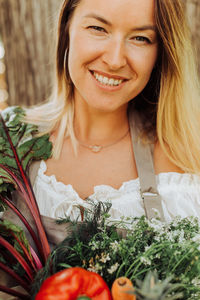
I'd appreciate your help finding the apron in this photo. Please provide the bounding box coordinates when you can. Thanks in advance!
[0,110,165,299]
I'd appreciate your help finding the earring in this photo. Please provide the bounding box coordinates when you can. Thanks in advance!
[63,48,69,82]
[63,48,74,97]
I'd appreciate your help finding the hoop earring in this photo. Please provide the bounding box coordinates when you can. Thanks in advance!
[63,48,74,97]
[63,48,69,83]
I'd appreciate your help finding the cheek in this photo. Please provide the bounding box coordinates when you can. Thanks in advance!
[68,31,102,70]
[68,35,96,88]
[68,34,81,68]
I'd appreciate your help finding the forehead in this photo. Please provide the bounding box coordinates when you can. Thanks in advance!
[72,0,156,27]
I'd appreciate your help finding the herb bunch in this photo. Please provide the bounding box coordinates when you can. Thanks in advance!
[33,201,200,299]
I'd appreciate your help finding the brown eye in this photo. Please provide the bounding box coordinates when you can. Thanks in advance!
[88,26,106,32]
[134,36,151,44]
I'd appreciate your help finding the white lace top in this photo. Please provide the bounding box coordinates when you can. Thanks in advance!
[33,160,200,222]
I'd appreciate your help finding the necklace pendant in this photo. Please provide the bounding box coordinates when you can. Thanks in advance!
[89,145,102,153]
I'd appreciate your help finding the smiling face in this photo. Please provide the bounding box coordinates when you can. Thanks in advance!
[68,0,158,113]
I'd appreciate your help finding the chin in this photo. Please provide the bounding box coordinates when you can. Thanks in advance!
[89,101,128,113]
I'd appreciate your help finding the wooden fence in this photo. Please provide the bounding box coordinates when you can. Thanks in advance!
[0,0,63,106]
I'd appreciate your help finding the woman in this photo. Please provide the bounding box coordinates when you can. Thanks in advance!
[21,0,200,224]
[0,0,200,298]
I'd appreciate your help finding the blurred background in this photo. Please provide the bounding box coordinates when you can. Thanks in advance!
[0,0,199,109]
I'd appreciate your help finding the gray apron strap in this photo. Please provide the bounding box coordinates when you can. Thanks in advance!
[128,110,165,221]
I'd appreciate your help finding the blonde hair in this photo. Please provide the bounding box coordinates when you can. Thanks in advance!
[25,0,200,173]
[155,0,200,173]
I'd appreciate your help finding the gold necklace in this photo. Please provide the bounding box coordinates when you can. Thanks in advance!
[78,129,130,153]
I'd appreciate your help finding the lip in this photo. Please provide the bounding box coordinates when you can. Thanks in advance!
[89,70,127,92]
[90,69,129,81]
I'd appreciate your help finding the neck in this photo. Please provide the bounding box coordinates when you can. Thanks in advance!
[74,98,129,144]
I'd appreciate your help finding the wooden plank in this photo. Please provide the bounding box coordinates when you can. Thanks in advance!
[0,0,63,106]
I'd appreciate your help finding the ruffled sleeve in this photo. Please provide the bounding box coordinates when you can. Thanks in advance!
[157,172,200,221]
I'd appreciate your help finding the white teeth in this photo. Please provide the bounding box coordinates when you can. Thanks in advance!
[108,78,114,85]
[103,77,108,84]
[114,79,121,86]
[93,72,123,86]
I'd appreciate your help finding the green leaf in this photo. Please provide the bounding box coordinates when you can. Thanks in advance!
[0,106,52,196]
[0,219,31,256]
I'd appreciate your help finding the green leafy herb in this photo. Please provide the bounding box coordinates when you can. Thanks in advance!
[32,202,200,299]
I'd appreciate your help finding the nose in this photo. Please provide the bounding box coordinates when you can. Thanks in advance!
[102,37,127,70]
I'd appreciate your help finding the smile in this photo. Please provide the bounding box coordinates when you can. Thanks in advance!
[91,71,126,87]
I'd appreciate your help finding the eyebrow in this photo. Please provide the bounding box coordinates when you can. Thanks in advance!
[83,13,157,32]
[84,13,112,26]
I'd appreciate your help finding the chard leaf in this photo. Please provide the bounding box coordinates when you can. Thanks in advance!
[0,106,52,195]
[0,222,35,281]
[0,219,31,256]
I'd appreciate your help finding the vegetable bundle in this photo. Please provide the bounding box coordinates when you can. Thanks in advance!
[0,107,52,299]
[32,201,200,299]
